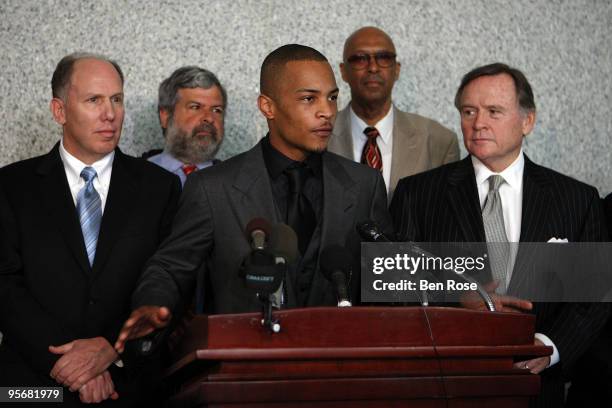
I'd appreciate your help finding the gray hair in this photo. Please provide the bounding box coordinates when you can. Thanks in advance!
[51,52,124,100]
[158,66,227,116]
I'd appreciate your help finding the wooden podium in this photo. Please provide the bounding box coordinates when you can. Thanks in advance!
[164,307,551,407]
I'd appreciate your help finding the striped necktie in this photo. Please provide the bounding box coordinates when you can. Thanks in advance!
[361,127,383,171]
[77,166,102,267]
[182,164,198,176]
[482,175,510,293]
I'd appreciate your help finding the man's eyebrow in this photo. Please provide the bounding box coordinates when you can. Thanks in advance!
[459,103,476,109]
[295,88,321,93]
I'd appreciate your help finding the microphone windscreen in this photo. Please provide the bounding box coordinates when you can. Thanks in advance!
[269,223,298,263]
[356,220,391,242]
[246,217,272,238]
[320,245,353,280]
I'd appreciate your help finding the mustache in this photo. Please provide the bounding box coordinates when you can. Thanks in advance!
[362,74,384,84]
[192,122,217,138]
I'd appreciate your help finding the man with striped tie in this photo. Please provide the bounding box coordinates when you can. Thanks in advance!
[0,53,180,406]
[390,62,609,407]
[328,26,459,202]
[146,66,226,314]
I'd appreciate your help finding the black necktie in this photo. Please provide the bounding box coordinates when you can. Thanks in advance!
[284,163,316,255]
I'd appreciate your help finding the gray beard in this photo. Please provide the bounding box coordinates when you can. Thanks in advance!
[165,120,222,164]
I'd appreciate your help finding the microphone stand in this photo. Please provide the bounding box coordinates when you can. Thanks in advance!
[259,293,281,333]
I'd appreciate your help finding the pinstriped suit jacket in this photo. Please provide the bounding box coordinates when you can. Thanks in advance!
[390,155,609,405]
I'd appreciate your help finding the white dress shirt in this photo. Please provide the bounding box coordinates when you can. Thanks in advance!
[350,106,394,194]
[472,150,559,368]
[59,139,114,213]
[472,152,524,244]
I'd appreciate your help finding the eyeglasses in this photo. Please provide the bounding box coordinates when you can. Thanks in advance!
[346,52,397,70]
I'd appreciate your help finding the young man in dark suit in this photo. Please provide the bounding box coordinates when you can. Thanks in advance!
[0,53,180,406]
[390,63,609,407]
[114,44,393,350]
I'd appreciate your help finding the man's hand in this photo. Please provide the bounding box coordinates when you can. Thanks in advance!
[49,337,118,391]
[461,281,533,313]
[78,370,119,404]
[513,338,551,374]
[114,306,171,354]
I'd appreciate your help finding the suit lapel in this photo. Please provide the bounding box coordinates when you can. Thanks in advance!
[37,144,91,276]
[519,157,552,242]
[306,153,358,304]
[319,153,358,249]
[328,105,354,158]
[446,157,486,241]
[508,157,553,292]
[91,150,138,277]
[229,142,280,230]
[389,107,420,193]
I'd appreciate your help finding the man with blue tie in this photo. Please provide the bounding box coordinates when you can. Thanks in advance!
[0,52,180,406]
[147,66,226,185]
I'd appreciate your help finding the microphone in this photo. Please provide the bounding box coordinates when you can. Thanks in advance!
[245,217,272,250]
[320,245,353,307]
[240,218,282,294]
[267,223,298,308]
[240,249,283,294]
[269,223,299,265]
[356,220,392,242]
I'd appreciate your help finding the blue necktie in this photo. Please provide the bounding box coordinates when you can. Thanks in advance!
[77,167,102,267]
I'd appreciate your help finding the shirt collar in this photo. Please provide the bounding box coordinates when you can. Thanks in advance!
[262,134,322,180]
[59,138,115,185]
[472,150,524,191]
[158,149,214,171]
[349,104,394,145]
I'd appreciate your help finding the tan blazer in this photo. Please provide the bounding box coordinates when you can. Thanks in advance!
[328,104,459,201]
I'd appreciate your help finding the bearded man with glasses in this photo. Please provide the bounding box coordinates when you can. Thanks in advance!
[328,26,459,202]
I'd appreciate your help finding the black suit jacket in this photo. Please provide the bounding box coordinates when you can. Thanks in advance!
[390,155,609,406]
[0,144,180,404]
[132,140,393,314]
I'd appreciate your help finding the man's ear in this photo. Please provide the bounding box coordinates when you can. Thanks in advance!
[521,110,536,136]
[339,62,348,83]
[258,94,275,120]
[394,60,401,81]
[50,98,66,125]
[159,108,170,130]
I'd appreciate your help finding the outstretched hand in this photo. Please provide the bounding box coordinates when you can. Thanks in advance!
[114,306,171,354]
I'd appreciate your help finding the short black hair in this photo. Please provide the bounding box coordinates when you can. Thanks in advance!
[260,44,328,97]
[51,52,124,100]
[455,62,536,113]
